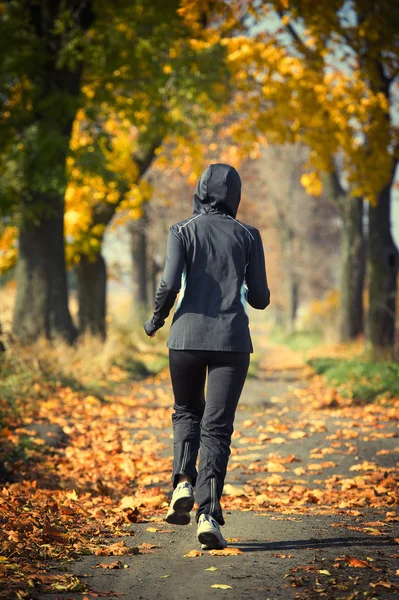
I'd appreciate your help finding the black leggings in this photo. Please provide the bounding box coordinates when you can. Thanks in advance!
[168,348,250,525]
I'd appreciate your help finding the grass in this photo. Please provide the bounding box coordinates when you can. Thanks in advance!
[307,356,399,402]
[269,326,325,352]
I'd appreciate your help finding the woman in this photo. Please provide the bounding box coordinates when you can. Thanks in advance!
[144,163,270,550]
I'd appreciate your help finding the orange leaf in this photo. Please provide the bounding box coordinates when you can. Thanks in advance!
[184,550,203,557]
[347,557,370,568]
[94,560,124,569]
[208,547,244,556]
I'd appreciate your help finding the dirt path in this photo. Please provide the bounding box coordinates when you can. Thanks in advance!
[32,334,399,600]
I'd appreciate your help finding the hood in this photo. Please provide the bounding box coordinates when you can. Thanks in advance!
[192,163,241,217]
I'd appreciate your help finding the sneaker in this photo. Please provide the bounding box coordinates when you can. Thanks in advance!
[165,481,194,525]
[197,514,227,550]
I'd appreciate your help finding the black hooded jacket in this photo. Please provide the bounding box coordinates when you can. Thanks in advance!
[144,163,270,352]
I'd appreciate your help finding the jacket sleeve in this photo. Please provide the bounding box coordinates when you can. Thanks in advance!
[143,226,185,336]
[244,229,271,310]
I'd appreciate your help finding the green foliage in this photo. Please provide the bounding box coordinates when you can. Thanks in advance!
[247,354,260,379]
[270,326,324,352]
[307,357,399,402]
[0,0,229,224]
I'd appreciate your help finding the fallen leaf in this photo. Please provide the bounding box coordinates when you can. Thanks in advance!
[208,548,244,556]
[211,584,233,589]
[43,524,68,544]
[94,541,139,556]
[183,550,203,557]
[94,561,123,569]
[266,460,286,473]
[205,567,219,571]
[288,431,307,439]
[318,569,331,576]
[242,419,255,428]
[369,581,392,589]
[346,557,370,568]
[138,543,160,550]
[223,484,246,497]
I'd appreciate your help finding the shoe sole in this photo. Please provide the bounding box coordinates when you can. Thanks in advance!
[198,531,226,550]
[165,495,194,526]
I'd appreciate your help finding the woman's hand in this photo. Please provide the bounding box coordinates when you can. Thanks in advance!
[144,319,157,338]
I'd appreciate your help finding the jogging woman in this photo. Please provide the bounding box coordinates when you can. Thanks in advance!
[144,163,270,550]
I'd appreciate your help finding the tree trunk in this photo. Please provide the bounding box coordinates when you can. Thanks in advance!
[286,277,298,333]
[328,171,366,341]
[130,214,148,316]
[11,1,95,344]
[339,197,365,341]
[367,178,399,352]
[13,200,76,343]
[75,253,107,339]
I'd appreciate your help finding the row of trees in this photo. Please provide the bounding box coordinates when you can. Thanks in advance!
[1,0,398,355]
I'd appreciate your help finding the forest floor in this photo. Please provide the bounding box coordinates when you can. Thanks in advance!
[1,325,399,600]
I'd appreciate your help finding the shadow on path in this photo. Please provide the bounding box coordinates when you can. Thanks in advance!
[235,536,396,552]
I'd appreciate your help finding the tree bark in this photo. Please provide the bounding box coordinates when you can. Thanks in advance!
[328,171,366,341]
[13,200,76,343]
[130,212,149,316]
[367,174,399,352]
[339,197,365,341]
[286,277,298,333]
[75,253,107,339]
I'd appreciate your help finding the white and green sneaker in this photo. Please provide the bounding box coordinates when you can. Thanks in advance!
[165,482,194,525]
[197,514,227,550]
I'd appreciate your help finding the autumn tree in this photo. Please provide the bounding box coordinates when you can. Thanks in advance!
[0,0,230,341]
[64,7,230,336]
[212,0,398,352]
[0,0,95,342]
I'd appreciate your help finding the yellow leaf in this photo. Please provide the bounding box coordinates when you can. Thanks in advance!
[205,566,219,571]
[208,547,244,556]
[211,584,233,589]
[266,460,286,473]
[223,484,246,497]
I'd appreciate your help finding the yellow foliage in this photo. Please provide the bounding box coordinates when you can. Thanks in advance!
[0,226,18,274]
[220,16,396,205]
[311,290,340,318]
[65,110,147,262]
[300,172,323,196]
